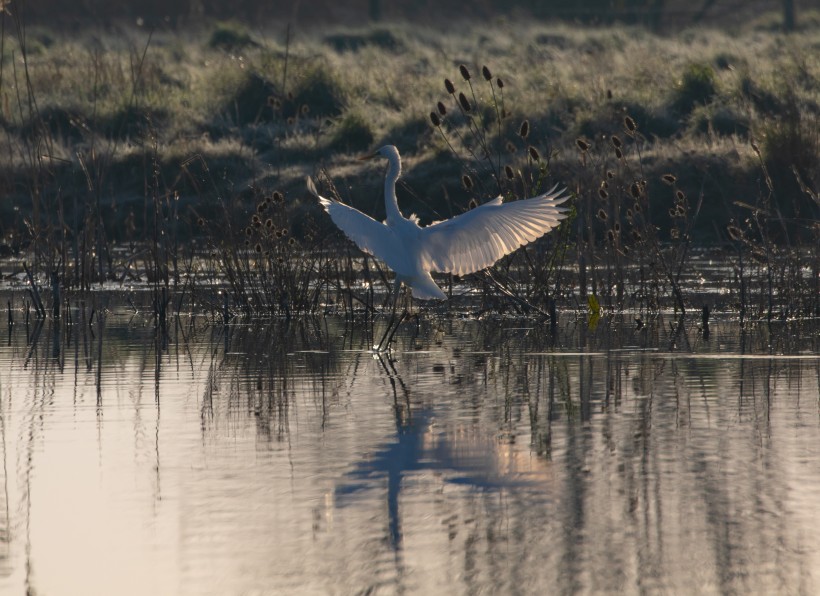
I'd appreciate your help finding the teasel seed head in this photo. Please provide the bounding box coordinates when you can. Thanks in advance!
[437,101,447,115]
[459,64,471,81]
[505,165,515,179]
[606,170,615,179]
[273,191,284,203]
[444,78,455,94]
[630,182,641,198]
[633,202,642,213]
[430,111,441,127]
[300,104,310,116]
[632,229,643,241]
[496,77,504,89]
[624,115,637,132]
[288,237,296,246]
[607,229,616,243]
[265,218,273,229]
[614,146,623,159]
[482,65,492,81]
[255,242,262,253]
[458,92,472,112]
[519,120,530,139]
[727,224,743,241]
[676,189,686,202]
[662,173,677,185]
[257,202,267,213]
[462,174,473,189]
[670,228,680,240]
[598,188,609,200]
[528,146,540,161]
[468,198,478,210]
[611,135,622,148]
[597,208,608,221]
[614,222,621,233]
[505,140,516,153]
[197,217,205,226]
[576,138,590,152]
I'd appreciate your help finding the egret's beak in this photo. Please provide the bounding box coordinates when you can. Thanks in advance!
[357,151,378,161]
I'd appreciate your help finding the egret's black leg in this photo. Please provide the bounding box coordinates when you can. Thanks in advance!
[377,279,403,351]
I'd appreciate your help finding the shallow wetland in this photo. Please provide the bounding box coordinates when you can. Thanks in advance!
[0,289,817,594]
[0,7,818,594]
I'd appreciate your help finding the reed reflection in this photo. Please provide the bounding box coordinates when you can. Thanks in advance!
[0,298,817,595]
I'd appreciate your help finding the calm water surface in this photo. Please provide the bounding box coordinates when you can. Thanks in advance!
[0,300,818,595]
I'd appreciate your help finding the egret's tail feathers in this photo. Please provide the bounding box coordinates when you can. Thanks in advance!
[408,272,447,301]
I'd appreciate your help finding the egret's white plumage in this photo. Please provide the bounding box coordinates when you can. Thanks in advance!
[308,145,569,300]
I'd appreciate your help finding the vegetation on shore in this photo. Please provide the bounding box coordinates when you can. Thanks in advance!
[0,13,817,319]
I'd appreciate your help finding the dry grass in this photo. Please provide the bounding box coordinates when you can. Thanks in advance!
[0,17,817,318]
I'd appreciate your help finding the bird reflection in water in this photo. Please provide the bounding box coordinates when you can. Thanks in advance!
[332,354,553,549]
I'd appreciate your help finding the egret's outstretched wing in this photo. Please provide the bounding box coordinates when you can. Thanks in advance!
[419,185,569,276]
[308,177,404,271]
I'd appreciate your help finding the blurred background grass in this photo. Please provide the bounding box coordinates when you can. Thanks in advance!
[0,0,817,270]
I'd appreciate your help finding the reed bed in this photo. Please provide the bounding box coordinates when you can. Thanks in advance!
[0,14,817,325]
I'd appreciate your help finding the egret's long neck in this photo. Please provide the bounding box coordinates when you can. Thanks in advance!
[384,155,403,224]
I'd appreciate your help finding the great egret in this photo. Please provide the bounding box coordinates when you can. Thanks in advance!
[307,144,569,301]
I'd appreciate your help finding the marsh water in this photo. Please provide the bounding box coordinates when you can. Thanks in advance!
[0,296,818,595]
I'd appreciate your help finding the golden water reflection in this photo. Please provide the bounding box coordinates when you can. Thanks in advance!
[0,306,817,594]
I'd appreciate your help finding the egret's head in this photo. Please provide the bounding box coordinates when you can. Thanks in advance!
[358,145,400,162]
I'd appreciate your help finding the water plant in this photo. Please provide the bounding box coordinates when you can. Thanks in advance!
[0,17,815,324]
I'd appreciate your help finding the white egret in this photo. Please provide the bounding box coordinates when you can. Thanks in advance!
[307,144,569,301]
